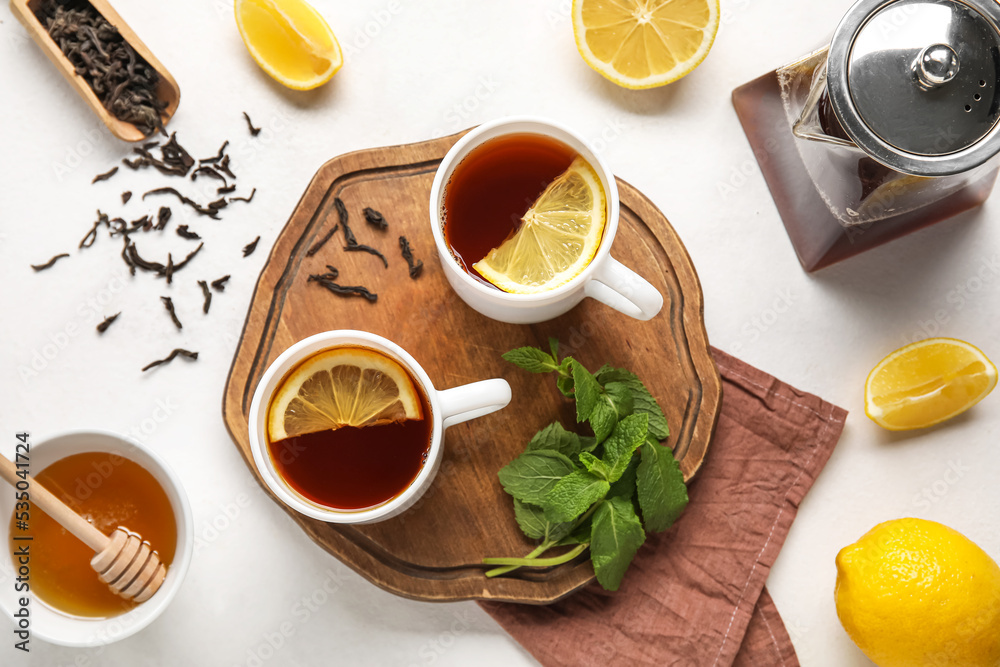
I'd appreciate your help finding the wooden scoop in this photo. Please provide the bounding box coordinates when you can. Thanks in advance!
[9,0,180,142]
[0,454,166,603]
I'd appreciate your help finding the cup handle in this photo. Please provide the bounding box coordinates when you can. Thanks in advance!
[438,379,512,429]
[584,256,664,321]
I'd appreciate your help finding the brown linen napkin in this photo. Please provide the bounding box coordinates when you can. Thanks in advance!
[480,348,847,667]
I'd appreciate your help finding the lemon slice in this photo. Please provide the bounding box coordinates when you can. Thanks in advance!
[267,347,423,441]
[235,0,343,91]
[472,157,606,294]
[864,338,997,431]
[572,0,720,89]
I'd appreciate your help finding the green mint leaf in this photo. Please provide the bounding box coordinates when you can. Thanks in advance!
[604,382,634,418]
[503,346,559,373]
[572,361,602,422]
[595,367,669,441]
[557,517,594,546]
[579,434,598,453]
[578,452,610,480]
[588,397,618,443]
[527,422,587,457]
[512,499,573,542]
[549,337,560,360]
[607,456,639,499]
[637,441,688,533]
[601,413,648,483]
[542,469,610,523]
[556,358,576,397]
[498,450,577,505]
[590,497,646,591]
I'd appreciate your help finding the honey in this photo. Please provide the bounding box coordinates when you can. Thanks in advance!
[8,452,177,618]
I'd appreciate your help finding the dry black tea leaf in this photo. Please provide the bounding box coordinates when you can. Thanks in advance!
[363,208,387,230]
[345,243,388,268]
[171,242,204,272]
[308,266,377,303]
[122,191,132,204]
[243,112,262,136]
[210,275,230,291]
[218,155,236,180]
[31,253,70,271]
[198,280,212,314]
[164,253,174,284]
[96,312,120,333]
[160,296,182,330]
[200,140,229,165]
[91,166,119,184]
[230,188,256,203]
[217,185,236,195]
[399,236,424,279]
[155,206,172,231]
[306,225,339,257]
[243,236,261,257]
[142,348,198,372]
[334,198,356,246]
[176,225,200,240]
[79,211,108,249]
[143,187,220,218]
[192,165,227,184]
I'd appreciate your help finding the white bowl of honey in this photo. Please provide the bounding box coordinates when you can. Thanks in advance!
[0,430,192,647]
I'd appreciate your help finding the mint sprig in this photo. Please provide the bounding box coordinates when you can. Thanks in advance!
[484,339,689,591]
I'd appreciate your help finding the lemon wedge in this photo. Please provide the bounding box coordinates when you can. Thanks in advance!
[473,157,606,294]
[267,347,423,442]
[572,0,720,89]
[864,337,997,431]
[235,0,343,90]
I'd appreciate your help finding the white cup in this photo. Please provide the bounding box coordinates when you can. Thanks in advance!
[0,430,193,647]
[429,116,664,324]
[248,330,512,524]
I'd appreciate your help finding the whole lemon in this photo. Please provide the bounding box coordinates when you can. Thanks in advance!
[835,518,1000,667]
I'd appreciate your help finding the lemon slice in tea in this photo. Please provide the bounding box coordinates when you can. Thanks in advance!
[473,156,606,294]
[267,347,424,441]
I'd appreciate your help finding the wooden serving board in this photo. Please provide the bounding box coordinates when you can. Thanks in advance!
[222,130,722,604]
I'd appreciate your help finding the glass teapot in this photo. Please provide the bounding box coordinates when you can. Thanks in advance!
[734,0,1000,271]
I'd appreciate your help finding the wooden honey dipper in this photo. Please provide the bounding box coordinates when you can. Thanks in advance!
[0,454,166,603]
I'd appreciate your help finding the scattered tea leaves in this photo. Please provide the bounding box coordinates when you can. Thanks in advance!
[96,312,120,333]
[363,208,387,230]
[141,348,198,372]
[210,275,230,291]
[31,253,70,271]
[91,166,119,184]
[399,236,423,279]
[243,111,262,136]
[198,280,212,314]
[243,236,260,257]
[160,296,182,330]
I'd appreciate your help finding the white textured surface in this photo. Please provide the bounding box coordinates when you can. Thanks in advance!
[2,0,999,665]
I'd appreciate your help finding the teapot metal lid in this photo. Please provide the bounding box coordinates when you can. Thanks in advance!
[827,0,1000,176]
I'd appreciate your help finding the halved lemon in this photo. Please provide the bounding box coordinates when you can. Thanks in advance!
[235,0,343,91]
[267,347,423,441]
[865,338,997,431]
[473,157,606,294]
[572,0,720,89]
